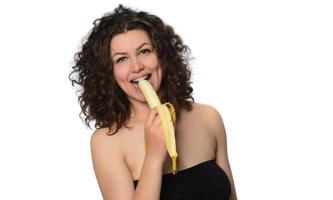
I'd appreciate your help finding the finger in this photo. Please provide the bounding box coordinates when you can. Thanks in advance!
[152,113,161,127]
[145,108,158,127]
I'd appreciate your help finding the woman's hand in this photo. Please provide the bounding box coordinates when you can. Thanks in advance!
[144,108,168,163]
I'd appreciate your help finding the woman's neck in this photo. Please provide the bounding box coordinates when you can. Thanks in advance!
[129,101,151,122]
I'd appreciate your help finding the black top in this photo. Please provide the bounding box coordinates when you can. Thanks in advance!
[133,159,231,200]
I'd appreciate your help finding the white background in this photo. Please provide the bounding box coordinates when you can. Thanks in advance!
[0,0,332,199]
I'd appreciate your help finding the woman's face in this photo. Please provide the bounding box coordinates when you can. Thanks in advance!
[110,29,163,104]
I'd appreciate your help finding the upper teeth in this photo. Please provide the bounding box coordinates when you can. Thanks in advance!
[132,75,149,83]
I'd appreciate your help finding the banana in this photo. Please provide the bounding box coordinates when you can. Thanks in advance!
[138,79,178,174]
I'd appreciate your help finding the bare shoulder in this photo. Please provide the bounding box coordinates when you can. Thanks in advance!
[90,127,125,170]
[91,127,116,141]
[191,102,220,115]
[191,103,223,127]
[90,127,121,151]
[91,127,109,142]
[90,127,134,199]
[190,103,227,140]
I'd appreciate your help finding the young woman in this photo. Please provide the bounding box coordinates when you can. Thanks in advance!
[69,5,237,200]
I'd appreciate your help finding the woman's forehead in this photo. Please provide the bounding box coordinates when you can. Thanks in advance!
[110,30,152,51]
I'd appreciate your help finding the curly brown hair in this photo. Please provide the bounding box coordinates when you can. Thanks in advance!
[69,5,194,135]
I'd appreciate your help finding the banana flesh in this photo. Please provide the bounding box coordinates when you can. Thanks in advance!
[138,80,178,174]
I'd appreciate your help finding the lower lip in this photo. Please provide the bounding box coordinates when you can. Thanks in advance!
[132,83,143,92]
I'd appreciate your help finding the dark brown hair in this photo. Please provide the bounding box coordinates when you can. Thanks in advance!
[69,5,194,135]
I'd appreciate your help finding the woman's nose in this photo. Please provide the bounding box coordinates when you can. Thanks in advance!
[131,58,144,72]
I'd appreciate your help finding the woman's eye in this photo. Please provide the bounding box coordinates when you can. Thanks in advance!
[140,48,151,55]
[116,57,127,63]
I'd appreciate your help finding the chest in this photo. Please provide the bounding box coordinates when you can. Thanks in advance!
[123,115,217,180]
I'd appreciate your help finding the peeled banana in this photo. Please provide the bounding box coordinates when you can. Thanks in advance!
[138,79,178,174]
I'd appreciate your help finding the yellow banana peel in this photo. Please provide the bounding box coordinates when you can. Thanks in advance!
[138,80,178,174]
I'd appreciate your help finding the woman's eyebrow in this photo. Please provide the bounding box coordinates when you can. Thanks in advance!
[112,51,126,58]
[112,42,151,58]
[136,42,151,51]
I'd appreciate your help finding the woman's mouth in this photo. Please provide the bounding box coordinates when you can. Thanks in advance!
[130,74,151,84]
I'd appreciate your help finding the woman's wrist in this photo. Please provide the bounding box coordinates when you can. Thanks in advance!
[144,153,165,169]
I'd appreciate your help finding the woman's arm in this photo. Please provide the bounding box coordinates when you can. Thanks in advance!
[90,130,163,200]
[206,106,238,200]
[90,109,166,200]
